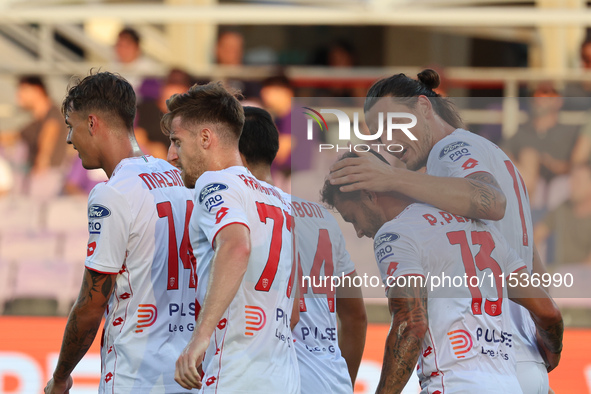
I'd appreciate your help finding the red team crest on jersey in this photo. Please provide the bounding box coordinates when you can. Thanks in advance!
[461,158,479,170]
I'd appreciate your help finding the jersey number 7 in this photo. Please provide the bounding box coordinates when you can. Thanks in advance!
[255,202,292,292]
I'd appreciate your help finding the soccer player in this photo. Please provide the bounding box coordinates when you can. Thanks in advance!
[323,152,563,393]
[44,72,196,394]
[163,83,300,392]
[238,106,367,393]
[329,69,553,394]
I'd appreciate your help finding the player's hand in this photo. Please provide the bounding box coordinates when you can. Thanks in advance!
[328,150,399,193]
[44,376,73,394]
[536,331,561,372]
[175,336,208,390]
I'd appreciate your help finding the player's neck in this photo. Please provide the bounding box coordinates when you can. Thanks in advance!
[381,195,413,221]
[207,148,243,173]
[429,117,457,146]
[103,132,144,178]
[247,164,274,185]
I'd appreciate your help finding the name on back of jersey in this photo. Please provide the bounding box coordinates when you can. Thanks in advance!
[138,170,184,190]
[439,141,472,162]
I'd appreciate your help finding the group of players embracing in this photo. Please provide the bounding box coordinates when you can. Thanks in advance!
[44,68,561,394]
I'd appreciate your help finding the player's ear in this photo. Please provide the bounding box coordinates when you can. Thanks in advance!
[87,114,98,135]
[363,190,378,203]
[200,127,212,148]
[416,95,433,119]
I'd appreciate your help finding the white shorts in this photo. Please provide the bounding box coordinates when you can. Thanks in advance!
[516,361,549,394]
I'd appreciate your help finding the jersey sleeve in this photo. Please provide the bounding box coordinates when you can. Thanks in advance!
[192,173,250,249]
[373,225,423,288]
[501,242,528,276]
[85,183,132,274]
[428,138,495,179]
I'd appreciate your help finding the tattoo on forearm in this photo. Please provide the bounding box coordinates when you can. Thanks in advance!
[539,320,564,354]
[467,172,502,219]
[377,284,427,394]
[53,270,114,381]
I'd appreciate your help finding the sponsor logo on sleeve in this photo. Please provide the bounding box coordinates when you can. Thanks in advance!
[87,241,97,256]
[89,221,102,234]
[461,158,479,170]
[198,183,228,204]
[374,233,400,263]
[88,204,111,219]
[438,141,471,161]
[374,232,400,249]
[204,194,224,212]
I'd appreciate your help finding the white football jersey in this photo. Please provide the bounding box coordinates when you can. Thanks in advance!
[374,203,525,393]
[427,129,540,365]
[190,166,300,394]
[291,196,356,394]
[85,155,197,394]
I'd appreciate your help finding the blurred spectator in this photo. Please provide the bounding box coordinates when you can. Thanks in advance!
[0,76,68,175]
[534,160,591,266]
[260,75,316,191]
[312,40,366,97]
[260,75,293,184]
[135,69,194,159]
[504,86,580,210]
[216,31,244,66]
[110,27,161,94]
[563,38,591,110]
[215,30,262,101]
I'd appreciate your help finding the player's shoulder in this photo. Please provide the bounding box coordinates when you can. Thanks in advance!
[431,129,499,162]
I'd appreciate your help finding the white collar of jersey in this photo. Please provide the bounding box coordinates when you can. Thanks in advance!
[111,155,153,178]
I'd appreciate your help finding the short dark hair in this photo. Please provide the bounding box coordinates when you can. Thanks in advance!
[262,74,292,90]
[239,106,278,166]
[62,71,136,130]
[321,150,390,208]
[118,28,140,46]
[18,75,48,96]
[161,81,245,141]
[364,69,463,129]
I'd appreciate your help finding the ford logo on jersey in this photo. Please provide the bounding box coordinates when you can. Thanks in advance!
[88,204,111,219]
[439,141,471,159]
[374,232,400,249]
[199,183,228,204]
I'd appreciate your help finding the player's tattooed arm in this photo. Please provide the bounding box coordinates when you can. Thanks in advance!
[465,171,506,220]
[376,280,428,394]
[52,268,115,382]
